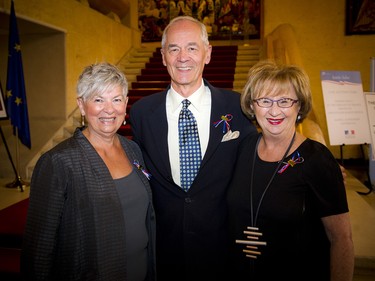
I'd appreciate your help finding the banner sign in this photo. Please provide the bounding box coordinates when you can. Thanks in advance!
[364,92,375,159]
[321,70,371,146]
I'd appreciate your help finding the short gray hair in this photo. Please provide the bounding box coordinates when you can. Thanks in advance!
[77,62,128,101]
[161,16,209,49]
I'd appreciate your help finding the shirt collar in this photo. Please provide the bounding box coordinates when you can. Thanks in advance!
[169,79,206,113]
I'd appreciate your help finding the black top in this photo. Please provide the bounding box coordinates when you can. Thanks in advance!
[227,134,349,281]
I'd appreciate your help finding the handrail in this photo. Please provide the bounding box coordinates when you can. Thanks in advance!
[261,23,303,66]
[261,24,326,145]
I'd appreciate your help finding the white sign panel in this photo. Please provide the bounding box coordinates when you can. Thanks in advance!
[321,71,371,146]
[0,86,7,119]
[364,93,375,159]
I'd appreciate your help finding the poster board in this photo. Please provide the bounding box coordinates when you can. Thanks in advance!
[321,70,371,146]
[364,92,375,159]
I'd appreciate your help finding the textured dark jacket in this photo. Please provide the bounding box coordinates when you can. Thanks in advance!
[21,128,156,280]
[130,79,257,281]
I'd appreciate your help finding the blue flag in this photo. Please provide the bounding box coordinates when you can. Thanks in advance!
[6,0,31,149]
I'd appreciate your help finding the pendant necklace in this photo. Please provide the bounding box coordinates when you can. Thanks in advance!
[250,131,296,227]
[235,131,296,259]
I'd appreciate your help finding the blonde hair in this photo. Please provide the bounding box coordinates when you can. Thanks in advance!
[241,60,312,123]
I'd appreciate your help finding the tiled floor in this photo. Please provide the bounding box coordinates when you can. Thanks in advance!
[345,172,375,280]
[0,178,29,210]
[0,172,374,280]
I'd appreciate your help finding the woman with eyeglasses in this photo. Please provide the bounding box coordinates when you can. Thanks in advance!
[227,60,354,281]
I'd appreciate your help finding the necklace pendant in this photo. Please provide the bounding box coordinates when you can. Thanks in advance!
[235,226,267,259]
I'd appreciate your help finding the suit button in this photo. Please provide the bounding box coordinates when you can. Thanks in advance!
[185,197,192,203]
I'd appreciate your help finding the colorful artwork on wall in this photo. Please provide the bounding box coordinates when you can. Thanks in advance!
[138,0,262,42]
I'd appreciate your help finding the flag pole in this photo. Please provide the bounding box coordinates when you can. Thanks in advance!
[0,125,24,192]
[4,0,31,192]
[4,127,28,192]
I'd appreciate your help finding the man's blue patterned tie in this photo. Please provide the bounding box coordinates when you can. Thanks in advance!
[179,99,201,192]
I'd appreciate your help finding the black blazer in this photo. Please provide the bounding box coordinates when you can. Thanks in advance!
[130,79,257,281]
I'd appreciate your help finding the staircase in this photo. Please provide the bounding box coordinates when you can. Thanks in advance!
[25,109,82,179]
[233,44,261,92]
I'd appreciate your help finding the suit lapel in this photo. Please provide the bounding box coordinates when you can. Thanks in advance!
[200,83,228,169]
[144,90,173,178]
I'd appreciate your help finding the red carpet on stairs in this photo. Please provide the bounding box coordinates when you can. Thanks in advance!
[0,199,29,248]
[0,198,29,279]
[118,45,238,138]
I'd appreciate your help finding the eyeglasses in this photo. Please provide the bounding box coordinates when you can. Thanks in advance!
[253,98,299,108]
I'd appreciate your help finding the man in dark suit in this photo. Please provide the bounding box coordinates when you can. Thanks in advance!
[130,16,257,281]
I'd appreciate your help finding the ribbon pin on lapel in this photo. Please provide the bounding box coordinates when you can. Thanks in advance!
[214,114,233,133]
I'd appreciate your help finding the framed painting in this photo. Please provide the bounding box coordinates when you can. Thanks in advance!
[346,0,375,35]
[138,0,262,42]
[0,82,8,120]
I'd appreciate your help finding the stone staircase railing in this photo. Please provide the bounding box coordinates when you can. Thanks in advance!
[262,23,327,145]
[25,108,81,180]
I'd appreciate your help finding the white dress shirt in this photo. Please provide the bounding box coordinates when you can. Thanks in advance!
[166,80,212,187]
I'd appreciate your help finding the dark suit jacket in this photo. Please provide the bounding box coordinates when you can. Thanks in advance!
[130,80,257,281]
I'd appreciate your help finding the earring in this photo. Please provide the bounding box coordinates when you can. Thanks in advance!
[297,115,301,121]
[123,120,126,125]
[81,115,85,127]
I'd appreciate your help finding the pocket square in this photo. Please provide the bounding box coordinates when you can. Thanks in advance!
[221,130,240,142]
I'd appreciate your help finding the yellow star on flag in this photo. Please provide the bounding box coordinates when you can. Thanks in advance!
[6,90,12,98]
[14,43,21,52]
[15,97,22,105]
